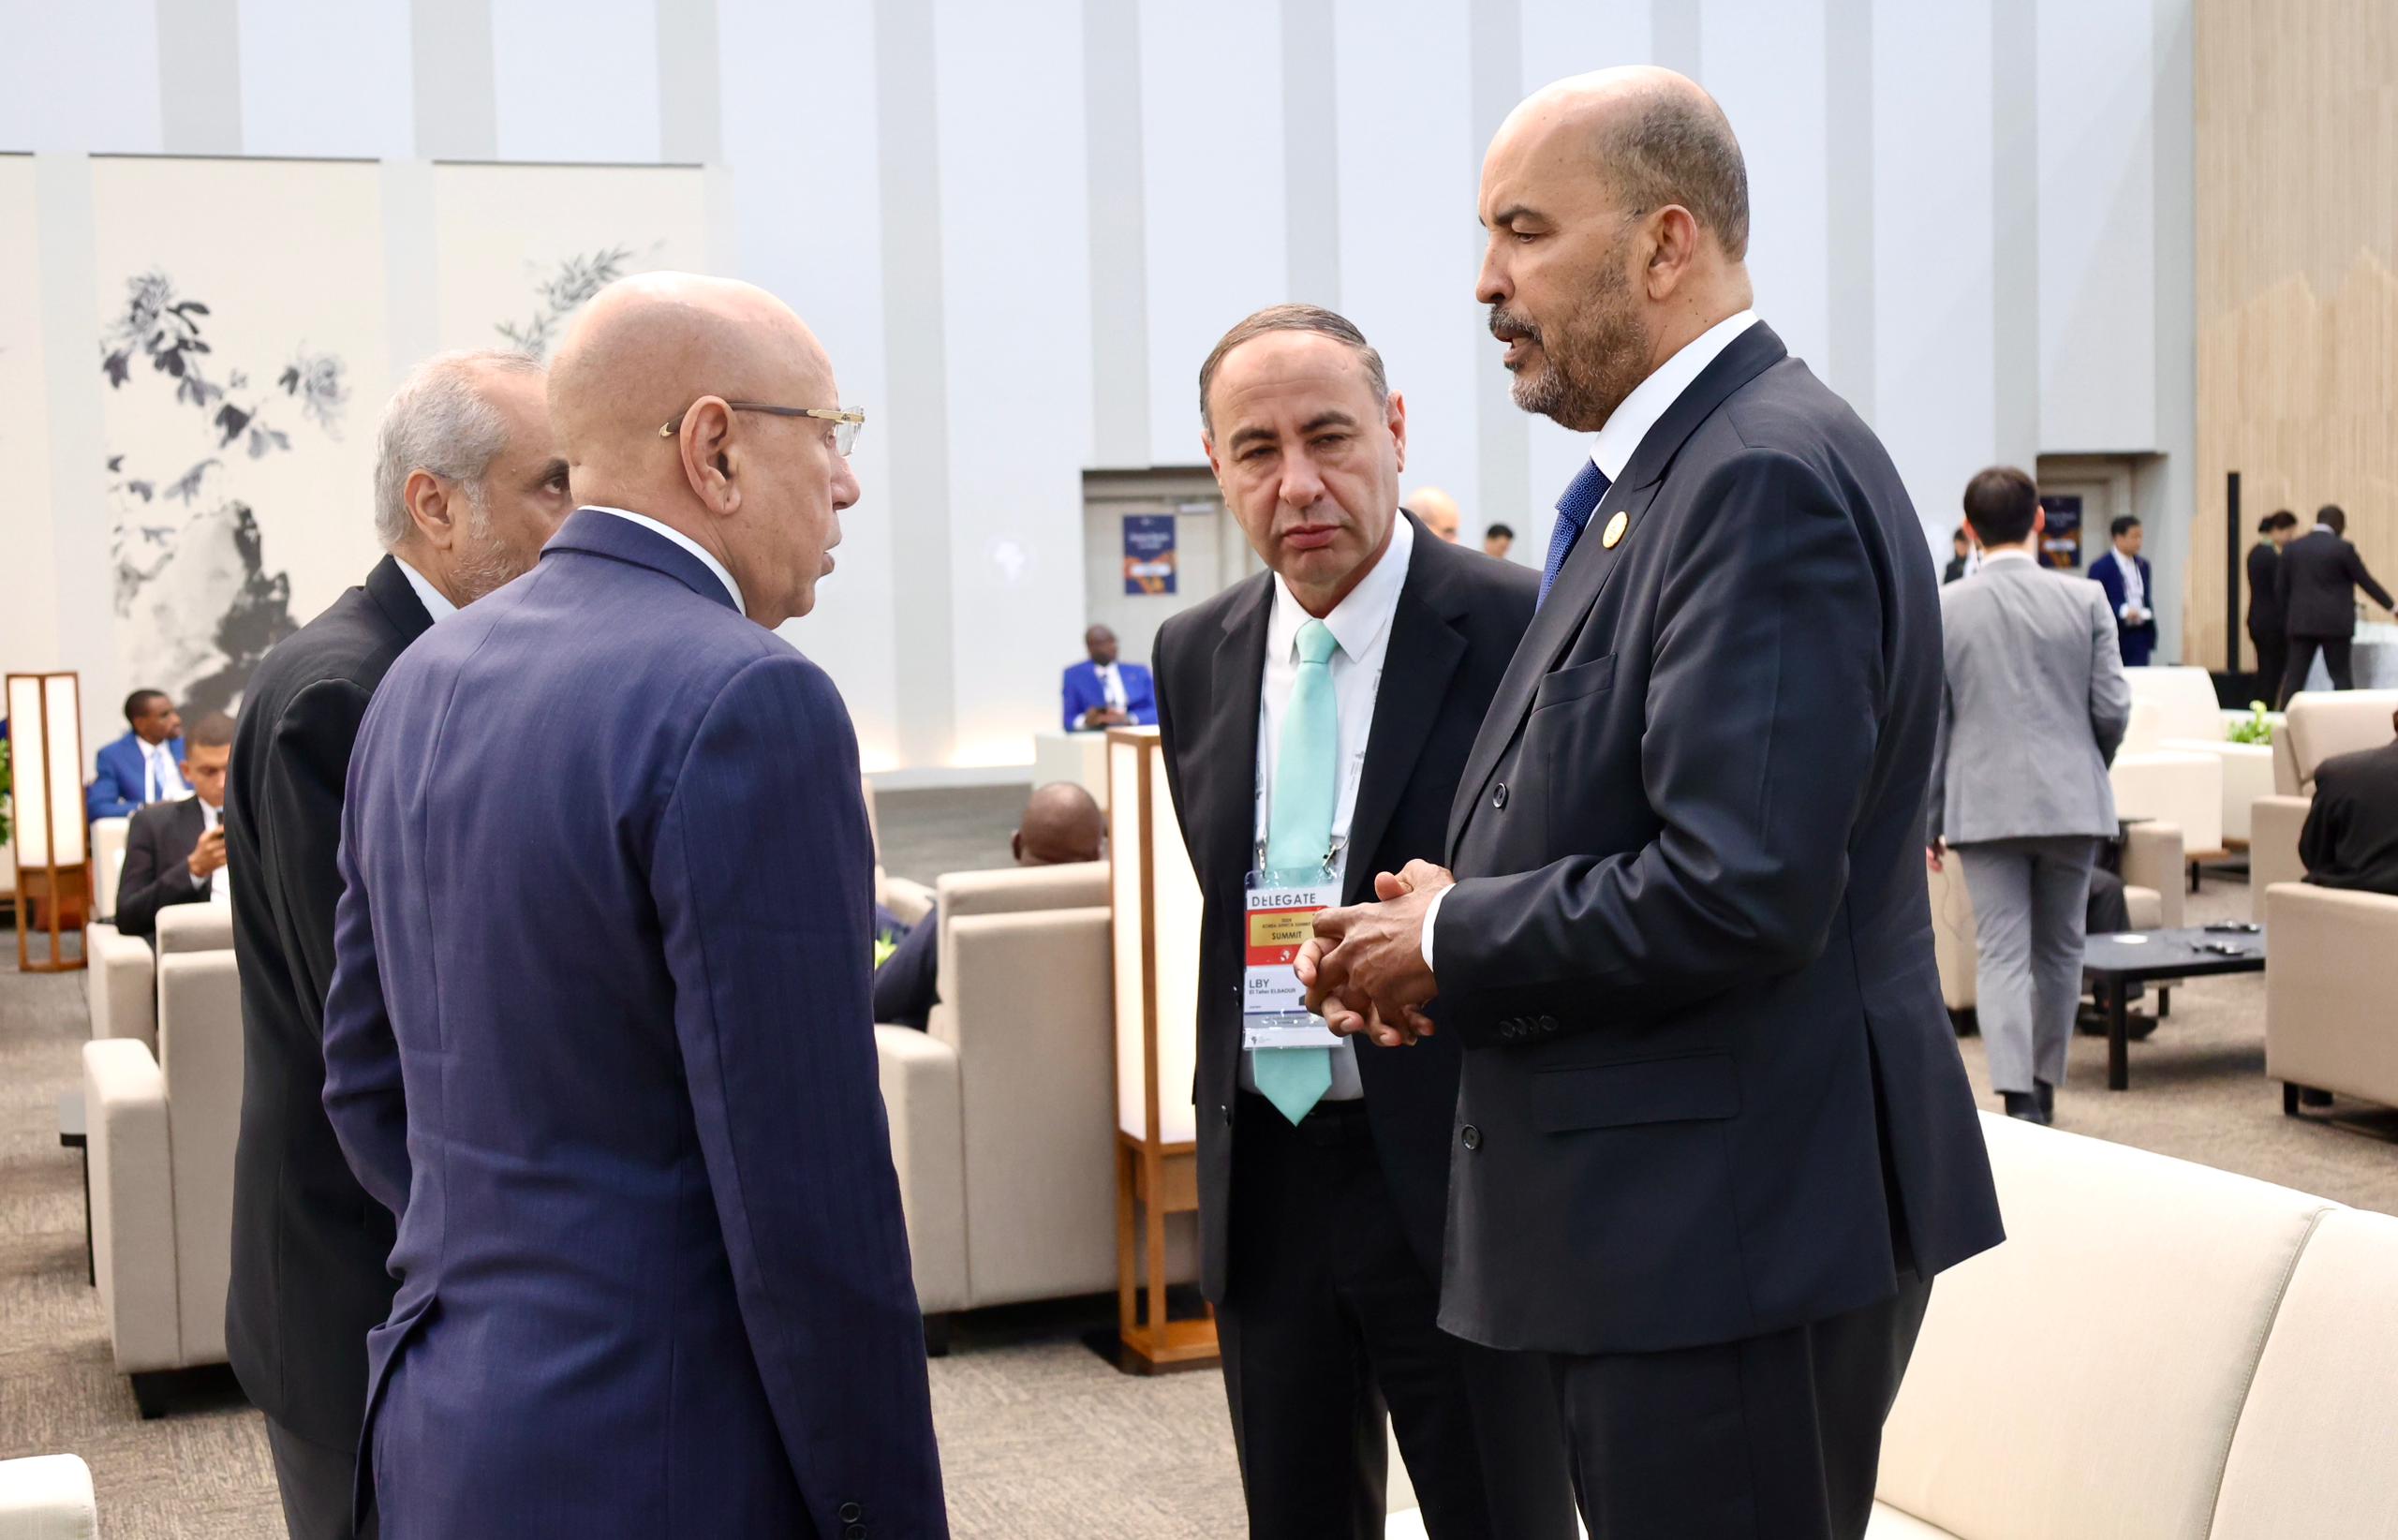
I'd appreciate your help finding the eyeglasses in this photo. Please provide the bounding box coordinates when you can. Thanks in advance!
[659,402,866,457]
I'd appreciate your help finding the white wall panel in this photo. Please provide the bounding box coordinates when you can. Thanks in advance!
[1333,0,1480,512]
[934,0,1091,766]
[238,0,415,159]
[2037,0,2157,451]
[718,0,900,767]
[490,0,659,163]
[0,0,163,154]
[1872,0,1995,555]
[1702,0,1831,378]
[1140,0,1287,466]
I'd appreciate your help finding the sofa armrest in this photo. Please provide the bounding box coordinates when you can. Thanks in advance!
[0,1453,97,1539]
[2250,795,2310,899]
[2121,822,2185,928]
[153,903,232,955]
[2161,738,2275,842]
[879,873,936,930]
[2111,751,2224,859]
[874,1025,968,1315]
[156,949,243,1366]
[83,921,155,1049]
[2265,883,2398,1107]
[83,1039,181,1374]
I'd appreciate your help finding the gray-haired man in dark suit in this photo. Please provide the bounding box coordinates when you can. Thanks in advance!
[1929,466,2133,1124]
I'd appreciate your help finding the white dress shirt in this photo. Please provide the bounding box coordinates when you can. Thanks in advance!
[2111,546,2146,619]
[1422,309,1763,972]
[585,506,748,615]
[1247,511,1417,1101]
[393,556,458,622]
[141,738,187,804]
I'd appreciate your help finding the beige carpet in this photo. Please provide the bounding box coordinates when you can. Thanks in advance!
[3,875,2390,1537]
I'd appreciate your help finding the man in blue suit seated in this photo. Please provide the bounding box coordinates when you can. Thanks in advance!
[1060,624,1156,731]
[85,689,185,821]
[2088,514,2157,667]
[322,273,946,1539]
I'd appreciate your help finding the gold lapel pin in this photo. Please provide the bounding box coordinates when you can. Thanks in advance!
[1601,511,1630,550]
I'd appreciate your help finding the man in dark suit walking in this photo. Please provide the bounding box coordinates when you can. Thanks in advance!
[2247,511,2298,703]
[2300,704,2398,895]
[1302,69,2002,1540]
[226,348,570,1539]
[1153,305,1572,1539]
[2089,515,2157,667]
[321,274,942,1538]
[112,711,234,940]
[2276,504,2393,705]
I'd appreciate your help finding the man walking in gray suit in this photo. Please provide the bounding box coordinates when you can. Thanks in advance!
[1929,466,2132,1124]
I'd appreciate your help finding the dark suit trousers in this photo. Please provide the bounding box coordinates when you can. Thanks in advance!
[1545,1271,1932,1540]
[2250,629,2287,710]
[1218,1094,1573,1540]
[2281,635,2353,706]
[265,1415,377,1540]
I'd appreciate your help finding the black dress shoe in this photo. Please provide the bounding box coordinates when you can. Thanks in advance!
[2003,1091,2051,1125]
[2035,1079,2056,1120]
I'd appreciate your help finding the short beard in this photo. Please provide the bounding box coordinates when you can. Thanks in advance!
[1494,241,1654,434]
[447,487,529,607]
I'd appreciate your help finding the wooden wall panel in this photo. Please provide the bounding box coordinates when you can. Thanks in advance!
[2194,0,2398,670]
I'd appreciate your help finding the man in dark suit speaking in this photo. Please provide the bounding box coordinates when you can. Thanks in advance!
[1153,305,1571,1538]
[1301,69,2002,1540]
[322,274,942,1538]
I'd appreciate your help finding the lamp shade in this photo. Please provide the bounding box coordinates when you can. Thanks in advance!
[1108,728,1201,1145]
[8,672,89,970]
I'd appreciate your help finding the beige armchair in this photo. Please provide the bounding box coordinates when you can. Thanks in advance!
[2109,733,2224,866]
[875,861,1191,1337]
[2250,689,2398,899]
[81,904,243,1413]
[2266,881,2398,1116]
[2124,666,2277,843]
[90,816,130,918]
[86,896,230,1053]
[1930,822,2184,1023]
[0,1454,97,1539]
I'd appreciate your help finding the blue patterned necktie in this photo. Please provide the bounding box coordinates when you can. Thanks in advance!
[1536,459,1614,611]
[1255,618,1340,1125]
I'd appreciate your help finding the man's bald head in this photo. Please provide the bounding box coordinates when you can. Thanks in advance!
[1405,486,1462,542]
[547,273,861,629]
[1500,67,1749,260]
[1014,782,1105,867]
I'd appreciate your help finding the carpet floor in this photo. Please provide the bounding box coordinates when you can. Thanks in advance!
[3,800,2389,1536]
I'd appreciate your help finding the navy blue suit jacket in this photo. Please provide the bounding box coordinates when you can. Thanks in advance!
[322,510,944,1538]
[1060,659,1156,731]
[2088,551,2157,666]
[87,730,185,822]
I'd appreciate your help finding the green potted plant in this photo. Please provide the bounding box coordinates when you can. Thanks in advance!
[2227,701,2274,746]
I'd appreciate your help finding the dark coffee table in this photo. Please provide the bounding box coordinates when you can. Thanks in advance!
[2083,926,2266,1090]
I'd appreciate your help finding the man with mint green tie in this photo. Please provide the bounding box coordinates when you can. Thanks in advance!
[1152,304,1569,1539]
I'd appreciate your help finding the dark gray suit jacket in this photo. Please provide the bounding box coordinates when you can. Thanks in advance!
[2277,527,2393,638]
[1431,322,2005,1356]
[113,794,212,940]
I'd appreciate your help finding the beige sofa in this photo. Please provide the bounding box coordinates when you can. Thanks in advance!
[2250,689,2398,898]
[0,1454,97,1539]
[81,904,243,1413]
[87,903,231,1052]
[2265,881,2398,1116]
[2124,666,2277,844]
[875,861,1195,1334]
[1931,822,2184,1021]
[2111,706,2225,866]
[1389,1117,2398,1537]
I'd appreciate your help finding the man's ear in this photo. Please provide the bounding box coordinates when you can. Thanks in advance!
[1386,391,1408,473]
[678,398,741,515]
[405,468,459,550]
[1012,831,1027,864]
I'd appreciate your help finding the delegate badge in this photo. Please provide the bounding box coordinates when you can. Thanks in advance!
[1241,868,1342,1050]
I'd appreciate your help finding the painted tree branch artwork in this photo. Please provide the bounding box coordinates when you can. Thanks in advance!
[496,245,637,358]
[102,269,347,718]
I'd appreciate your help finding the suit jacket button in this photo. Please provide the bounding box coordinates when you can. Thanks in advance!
[838,1503,864,1523]
[1221,1104,1234,1126]
[1539,1015,1559,1033]
[1492,782,1509,809]
[1460,1125,1482,1150]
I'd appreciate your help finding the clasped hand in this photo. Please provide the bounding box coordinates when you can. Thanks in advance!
[1295,859,1452,1048]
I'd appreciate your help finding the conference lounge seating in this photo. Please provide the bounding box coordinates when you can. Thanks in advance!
[2249,689,2398,898]
[90,816,130,918]
[81,904,242,1413]
[2111,703,2225,872]
[87,903,230,1053]
[876,860,1193,1336]
[2124,665,2276,844]
[0,1453,97,1539]
[1930,822,2185,1025]
[2266,881,2398,1117]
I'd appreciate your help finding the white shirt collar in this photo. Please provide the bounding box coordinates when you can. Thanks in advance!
[582,506,747,616]
[392,556,458,621]
[1588,310,1762,482]
[1266,509,1415,666]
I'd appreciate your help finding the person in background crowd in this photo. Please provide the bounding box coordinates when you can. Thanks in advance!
[1930,467,2131,1126]
[112,711,234,940]
[2300,704,2398,896]
[1480,522,1515,558]
[225,348,572,1540]
[872,782,1104,1030]
[86,689,185,821]
[2089,514,2156,667]
[1403,484,1463,543]
[1944,525,1973,585]
[2247,511,2300,702]
[2278,503,2394,705]
[1061,623,1157,732]
[1156,304,1573,1539]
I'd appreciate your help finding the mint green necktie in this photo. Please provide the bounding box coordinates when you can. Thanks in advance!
[1256,618,1340,1125]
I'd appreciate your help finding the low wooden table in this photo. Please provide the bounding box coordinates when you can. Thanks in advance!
[58,1090,91,1285]
[2083,926,2266,1090]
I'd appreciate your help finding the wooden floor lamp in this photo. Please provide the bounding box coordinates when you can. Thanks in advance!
[7,672,90,972]
[1105,725,1218,1373]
